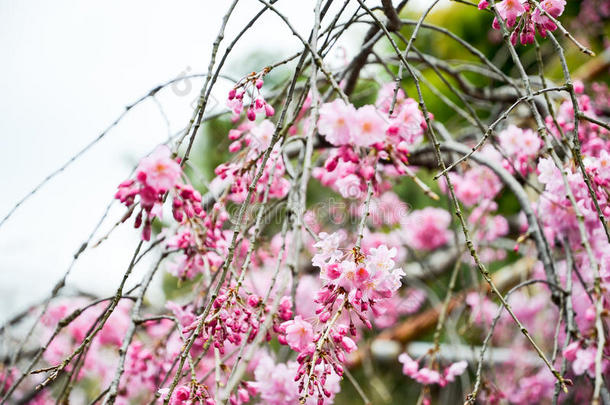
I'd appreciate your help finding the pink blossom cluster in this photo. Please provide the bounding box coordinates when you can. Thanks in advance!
[507,369,556,404]
[478,0,566,45]
[466,291,499,325]
[165,202,230,279]
[372,287,427,328]
[537,155,610,244]
[401,207,452,251]
[115,145,203,241]
[463,285,564,404]
[398,352,468,386]
[31,299,187,404]
[227,70,275,122]
[313,87,427,199]
[442,145,504,206]
[313,148,376,199]
[274,233,404,403]
[159,383,216,405]
[251,353,341,405]
[468,201,509,261]
[214,121,290,203]
[196,288,268,356]
[313,235,405,308]
[546,85,610,157]
[498,124,542,176]
[563,341,599,377]
[367,191,409,227]
[14,69,610,405]
[318,85,425,153]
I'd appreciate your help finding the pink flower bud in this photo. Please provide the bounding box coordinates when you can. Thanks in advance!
[397,141,410,154]
[247,108,256,121]
[386,124,399,136]
[264,103,275,117]
[142,222,152,241]
[360,165,375,180]
[134,212,143,228]
[228,88,236,100]
[341,336,357,353]
[325,263,341,279]
[173,207,184,222]
[477,0,488,9]
[238,387,249,402]
[563,341,580,361]
[255,78,264,89]
[228,141,242,153]
[510,30,518,46]
[335,364,343,376]
[247,295,260,307]
[174,386,190,401]
[324,156,339,172]
[228,129,242,140]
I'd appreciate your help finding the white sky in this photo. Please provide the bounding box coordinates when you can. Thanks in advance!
[0,0,435,322]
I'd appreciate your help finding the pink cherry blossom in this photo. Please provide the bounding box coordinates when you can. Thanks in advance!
[387,98,425,146]
[312,231,345,268]
[495,0,526,28]
[349,105,387,147]
[335,173,364,199]
[443,361,468,384]
[281,315,314,352]
[249,119,275,152]
[318,99,355,146]
[398,352,419,377]
[572,346,596,375]
[414,368,441,385]
[136,145,181,193]
[402,207,452,251]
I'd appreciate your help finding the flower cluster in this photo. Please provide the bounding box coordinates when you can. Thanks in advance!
[275,233,404,403]
[313,85,427,199]
[159,383,216,405]
[401,207,452,251]
[227,69,275,122]
[498,124,541,176]
[165,202,230,279]
[318,85,425,152]
[196,288,265,356]
[479,0,566,45]
[546,85,610,156]
[537,155,610,243]
[251,353,341,405]
[213,120,290,204]
[115,145,203,240]
[398,352,468,387]
[442,145,504,206]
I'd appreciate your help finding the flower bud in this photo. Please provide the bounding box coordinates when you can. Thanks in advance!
[247,108,256,121]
